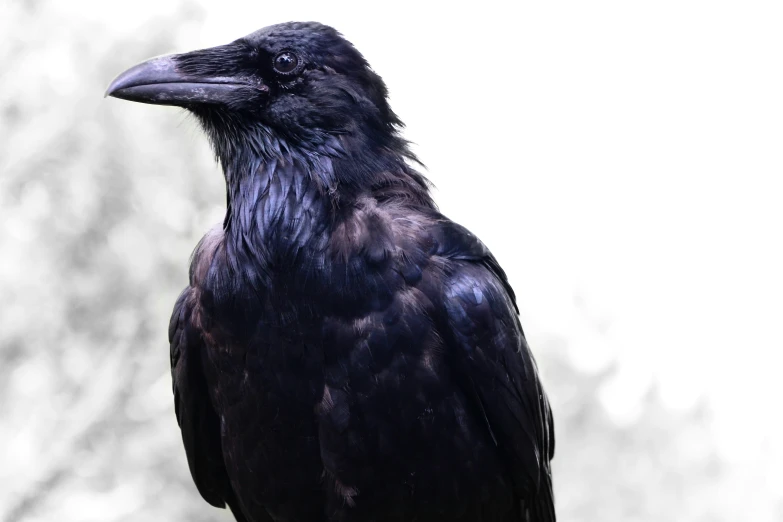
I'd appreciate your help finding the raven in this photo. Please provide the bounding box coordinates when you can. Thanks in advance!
[107,22,555,522]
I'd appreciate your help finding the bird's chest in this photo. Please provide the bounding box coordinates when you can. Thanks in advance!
[200,318,327,517]
[193,227,406,434]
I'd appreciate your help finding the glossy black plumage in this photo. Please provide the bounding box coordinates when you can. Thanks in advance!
[110,21,555,522]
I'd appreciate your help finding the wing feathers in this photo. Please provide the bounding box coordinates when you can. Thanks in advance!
[437,223,556,522]
[169,288,253,522]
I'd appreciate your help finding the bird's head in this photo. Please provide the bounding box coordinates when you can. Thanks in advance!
[107,22,407,160]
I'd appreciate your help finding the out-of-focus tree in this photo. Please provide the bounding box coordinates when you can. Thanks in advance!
[0,1,229,520]
[542,340,729,522]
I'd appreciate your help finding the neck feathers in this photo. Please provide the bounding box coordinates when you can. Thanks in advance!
[194,113,435,236]
[196,117,437,301]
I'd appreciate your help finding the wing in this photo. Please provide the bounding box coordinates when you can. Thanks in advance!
[434,221,556,522]
[169,288,252,522]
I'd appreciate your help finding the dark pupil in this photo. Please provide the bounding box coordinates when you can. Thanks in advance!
[275,53,297,73]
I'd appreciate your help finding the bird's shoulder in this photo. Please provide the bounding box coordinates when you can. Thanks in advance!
[187,225,226,288]
[330,195,513,305]
[331,194,486,263]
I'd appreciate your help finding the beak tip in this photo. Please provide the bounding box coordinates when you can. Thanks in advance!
[105,83,119,99]
[105,76,124,100]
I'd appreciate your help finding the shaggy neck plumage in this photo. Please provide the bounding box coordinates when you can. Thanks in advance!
[196,111,435,237]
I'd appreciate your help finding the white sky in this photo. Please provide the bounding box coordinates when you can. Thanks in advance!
[85,0,783,471]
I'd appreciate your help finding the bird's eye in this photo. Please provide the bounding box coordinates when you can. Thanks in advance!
[273,51,299,75]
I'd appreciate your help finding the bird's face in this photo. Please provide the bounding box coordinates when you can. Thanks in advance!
[107,22,398,145]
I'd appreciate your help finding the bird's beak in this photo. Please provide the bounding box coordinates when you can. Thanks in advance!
[105,53,258,107]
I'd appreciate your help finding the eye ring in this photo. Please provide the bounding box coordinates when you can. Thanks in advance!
[272,51,300,75]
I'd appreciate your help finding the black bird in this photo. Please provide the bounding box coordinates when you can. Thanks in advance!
[107,22,555,522]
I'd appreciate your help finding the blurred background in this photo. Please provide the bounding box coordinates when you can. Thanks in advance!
[1,0,781,520]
